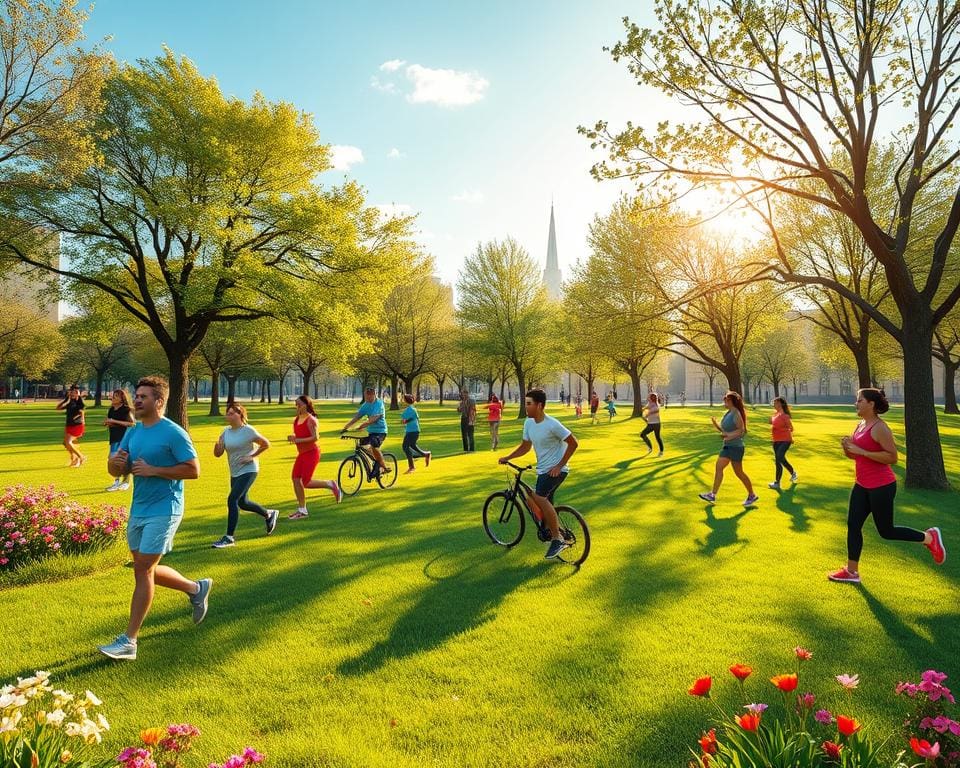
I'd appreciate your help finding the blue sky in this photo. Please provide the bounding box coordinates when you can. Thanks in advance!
[82,1,661,289]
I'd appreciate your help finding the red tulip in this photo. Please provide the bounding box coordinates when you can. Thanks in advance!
[836,715,860,737]
[729,664,753,681]
[794,646,813,660]
[735,713,761,731]
[698,729,718,755]
[821,740,842,760]
[910,737,941,759]
[770,673,799,692]
[688,676,712,697]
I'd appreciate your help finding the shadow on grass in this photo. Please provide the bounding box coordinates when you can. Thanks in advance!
[774,485,810,533]
[695,504,749,556]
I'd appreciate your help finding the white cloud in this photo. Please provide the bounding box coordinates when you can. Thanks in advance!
[329,145,364,171]
[369,76,396,94]
[379,59,406,72]
[387,147,406,159]
[376,203,415,220]
[451,189,484,204]
[406,64,489,106]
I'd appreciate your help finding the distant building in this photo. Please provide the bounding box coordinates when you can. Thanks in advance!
[542,203,562,300]
[0,233,61,324]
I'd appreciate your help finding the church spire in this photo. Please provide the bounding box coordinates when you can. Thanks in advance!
[543,202,562,300]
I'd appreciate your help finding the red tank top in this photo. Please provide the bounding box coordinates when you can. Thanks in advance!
[293,415,319,454]
[770,412,792,442]
[851,420,895,488]
[488,402,502,421]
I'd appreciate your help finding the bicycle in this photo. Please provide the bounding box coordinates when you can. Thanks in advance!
[482,461,590,566]
[337,434,398,496]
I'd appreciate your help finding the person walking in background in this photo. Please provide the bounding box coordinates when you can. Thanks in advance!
[828,388,945,584]
[640,392,664,457]
[768,396,797,490]
[699,391,758,507]
[605,392,617,423]
[400,393,431,473]
[211,403,278,547]
[458,388,477,452]
[574,396,583,419]
[589,390,600,425]
[485,394,503,450]
[57,384,86,467]
[98,375,210,661]
[104,388,135,491]
[290,394,341,520]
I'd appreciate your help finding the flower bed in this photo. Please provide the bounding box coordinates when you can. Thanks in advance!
[0,485,126,570]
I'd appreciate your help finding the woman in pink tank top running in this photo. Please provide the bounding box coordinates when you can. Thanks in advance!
[828,388,945,584]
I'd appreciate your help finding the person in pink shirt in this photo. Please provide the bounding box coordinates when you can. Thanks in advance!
[484,394,503,450]
[767,396,797,490]
[828,388,945,584]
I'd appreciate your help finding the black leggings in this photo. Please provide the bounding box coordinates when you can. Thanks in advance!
[772,441,794,482]
[402,431,429,461]
[640,423,663,451]
[846,481,924,561]
[227,472,269,536]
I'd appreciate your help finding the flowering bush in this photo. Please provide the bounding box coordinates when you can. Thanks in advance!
[115,724,264,768]
[0,670,112,768]
[896,670,960,766]
[0,485,126,570]
[687,647,891,767]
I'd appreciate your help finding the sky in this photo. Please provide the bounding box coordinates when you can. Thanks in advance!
[81,1,663,291]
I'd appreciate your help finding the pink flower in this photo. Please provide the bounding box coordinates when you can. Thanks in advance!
[835,674,859,690]
[794,647,813,660]
[797,692,816,710]
[910,737,941,759]
[815,709,834,724]
[242,748,265,763]
[920,715,960,735]
[223,757,245,768]
[744,703,768,715]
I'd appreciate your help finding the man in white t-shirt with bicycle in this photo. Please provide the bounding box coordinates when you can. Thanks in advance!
[498,387,579,559]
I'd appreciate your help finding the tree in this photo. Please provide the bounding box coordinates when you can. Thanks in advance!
[586,1,960,487]
[198,322,265,416]
[2,49,411,426]
[457,238,556,418]
[752,322,813,399]
[0,297,63,378]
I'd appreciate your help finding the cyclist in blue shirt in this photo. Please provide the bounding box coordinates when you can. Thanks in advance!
[342,387,390,477]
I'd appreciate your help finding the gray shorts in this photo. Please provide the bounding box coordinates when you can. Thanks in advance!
[719,444,745,463]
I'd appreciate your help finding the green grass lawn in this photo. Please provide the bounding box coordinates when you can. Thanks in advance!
[1,400,958,767]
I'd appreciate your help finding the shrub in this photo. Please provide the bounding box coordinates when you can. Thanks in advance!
[0,485,125,571]
[896,670,960,766]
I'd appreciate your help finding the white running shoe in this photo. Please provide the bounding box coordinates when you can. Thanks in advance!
[118,482,130,491]
[105,480,121,492]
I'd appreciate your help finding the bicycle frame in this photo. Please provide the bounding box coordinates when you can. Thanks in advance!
[341,435,379,480]
[502,462,550,537]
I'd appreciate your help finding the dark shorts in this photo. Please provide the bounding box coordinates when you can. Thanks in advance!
[719,444,745,462]
[534,471,567,501]
[360,434,386,449]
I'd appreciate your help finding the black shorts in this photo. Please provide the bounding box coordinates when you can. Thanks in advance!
[534,471,567,501]
[360,434,386,449]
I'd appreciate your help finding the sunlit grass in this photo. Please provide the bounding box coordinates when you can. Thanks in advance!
[1,399,957,767]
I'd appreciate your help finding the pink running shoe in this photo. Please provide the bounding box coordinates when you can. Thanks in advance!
[331,482,342,504]
[288,510,309,520]
[827,567,860,583]
[925,527,946,565]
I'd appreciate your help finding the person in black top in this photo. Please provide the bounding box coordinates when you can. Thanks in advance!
[56,385,86,466]
[104,388,136,490]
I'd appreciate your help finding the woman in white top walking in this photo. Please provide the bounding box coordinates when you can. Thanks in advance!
[211,403,278,548]
[640,392,664,456]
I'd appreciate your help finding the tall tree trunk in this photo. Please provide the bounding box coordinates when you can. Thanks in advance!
[389,373,400,410]
[402,375,415,396]
[166,351,191,428]
[627,367,644,417]
[226,375,238,403]
[93,368,105,407]
[901,318,948,488]
[192,377,199,403]
[851,345,872,389]
[436,373,446,406]
[208,370,222,416]
[943,359,959,415]
[514,367,526,419]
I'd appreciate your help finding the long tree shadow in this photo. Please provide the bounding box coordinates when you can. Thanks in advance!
[695,504,749,556]
[775,485,810,533]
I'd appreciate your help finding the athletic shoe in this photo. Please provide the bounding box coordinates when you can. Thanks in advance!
[190,578,213,624]
[768,482,781,490]
[656,451,663,457]
[211,535,235,549]
[424,451,431,467]
[118,482,130,491]
[790,473,798,483]
[105,479,121,492]
[381,465,392,474]
[265,509,279,534]
[698,491,716,503]
[331,483,342,504]
[545,539,569,559]
[925,527,946,565]
[744,494,759,507]
[98,633,137,660]
[828,567,861,583]
[288,510,309,520]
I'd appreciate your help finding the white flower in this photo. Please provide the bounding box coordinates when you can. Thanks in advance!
[64,721,81,737]
[95,713,109,731]
[0,711,22,734]
[0,692,27,710]
[83,690,102,707]
[52,690,74,708]
[79,717,103,744]
[46,709,67,727]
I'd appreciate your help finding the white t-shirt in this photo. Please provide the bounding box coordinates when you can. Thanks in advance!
[222,424,263,477]
[646,401,660,424]
[522,414,572,475]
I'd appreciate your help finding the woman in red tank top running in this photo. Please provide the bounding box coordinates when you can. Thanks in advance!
[828,388,945,584]
[288,395,341,520]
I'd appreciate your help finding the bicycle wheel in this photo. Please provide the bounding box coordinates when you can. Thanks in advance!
[376,453,399,488]
[482,491,525,547]
[337,456,363,497]
[554,505,590,566]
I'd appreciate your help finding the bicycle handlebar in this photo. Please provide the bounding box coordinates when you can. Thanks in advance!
[340,433,362,441]
[502,461,533,472]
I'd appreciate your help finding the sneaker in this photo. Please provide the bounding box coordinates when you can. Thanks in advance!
[925,527,946,565]
[424,451,431,468]
[698,491,716,503]
[98,633,137,660]
[768,481,781,490]
[790,473,798,483]
[656,451,663,457]
[119,482,130,490]
[381,465,392,474]
[105,479,121,492]
[743,494,759,507]
[288,510,309,520]
[331,483,342,504]
[265,509,279,534]
[828,567,861,583]
[189,578,213,624]
[211,535,235,549]
[545,539,569,559]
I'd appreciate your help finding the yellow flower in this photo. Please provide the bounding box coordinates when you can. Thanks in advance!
[59,751,72,764]
[140,726,164,745]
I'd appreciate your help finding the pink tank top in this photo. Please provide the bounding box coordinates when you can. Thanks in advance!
[851,420,896,488]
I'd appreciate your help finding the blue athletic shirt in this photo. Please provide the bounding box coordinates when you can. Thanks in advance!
[118,418,198,518]
[401,404,419,433]
[356,398,387,434]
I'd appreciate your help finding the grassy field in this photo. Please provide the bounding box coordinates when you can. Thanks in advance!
[1,399,958,767]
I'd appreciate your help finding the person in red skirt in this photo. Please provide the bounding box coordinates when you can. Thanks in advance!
[56,385,86,466]
[288,394,341,519]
